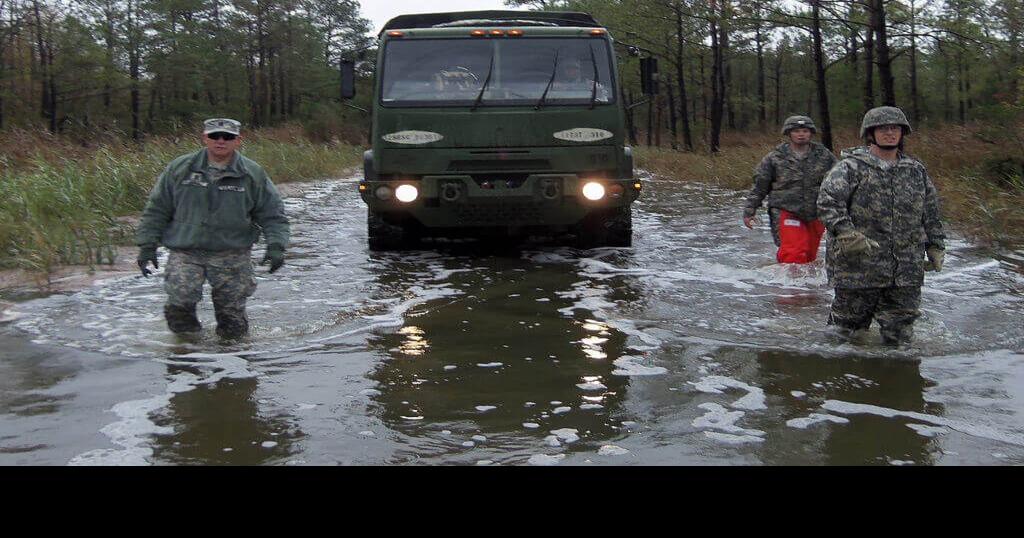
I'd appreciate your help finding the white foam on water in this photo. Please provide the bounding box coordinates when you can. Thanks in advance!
[704,431,766,444]
[612,355,667,376]
[791,391,807,398]
[552,406,571,414]
[528,454,565,466]
[822,400,1024,447]
[786,413,850,429]
[523,422,540,429]
[576,381,607,391]
[70,351,256,466]
[359,431,376,437]
[907,424,949,438]
[68,394,175,466]
[261,441,278,449]
[472,435,487,442]
[475,405,497,412]
[579,404,604,410]
[692,403,766,438]
[462,441,475,448]
[598,445,630,456]
[689,375,767,411]
[550,428,579,443]
[544,436,562,447]
[477,362,503,368]
[476,460,493,466]
[296,403,317,411]
[443,365,457,371]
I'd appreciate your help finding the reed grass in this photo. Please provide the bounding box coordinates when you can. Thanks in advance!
[635,124,1024,249]
[0,127,361,271]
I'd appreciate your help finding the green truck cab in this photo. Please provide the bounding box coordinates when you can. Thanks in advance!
[352,11,649,250]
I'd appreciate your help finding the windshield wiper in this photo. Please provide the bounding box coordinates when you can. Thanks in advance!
[534,49,561,110]
[588,42,600,110]
[471,49,496,112]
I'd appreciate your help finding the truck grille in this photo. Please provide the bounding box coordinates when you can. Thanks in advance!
[452,201,546,225]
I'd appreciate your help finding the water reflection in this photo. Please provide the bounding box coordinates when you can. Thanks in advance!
[150,363,302,465]
[755,350,942,465]
[364,245,644,461]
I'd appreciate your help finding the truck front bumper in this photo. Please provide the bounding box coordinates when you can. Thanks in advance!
[359,174,641,228]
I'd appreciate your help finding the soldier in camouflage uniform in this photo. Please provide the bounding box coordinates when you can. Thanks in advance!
[136,118,290,339]
[817,106,945,345]
[743,115,838,263]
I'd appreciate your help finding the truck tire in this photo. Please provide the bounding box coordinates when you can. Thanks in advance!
[575,205,633,248]
[367,210,419,251]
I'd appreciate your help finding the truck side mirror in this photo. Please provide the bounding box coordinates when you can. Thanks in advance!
[640,57,659,96]
[341,60,356,100]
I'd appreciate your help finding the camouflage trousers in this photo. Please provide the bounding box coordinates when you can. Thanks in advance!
[827,286,921,345]
[163,248,257,339]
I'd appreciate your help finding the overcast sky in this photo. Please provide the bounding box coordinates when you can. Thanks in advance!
[361,0,513,35]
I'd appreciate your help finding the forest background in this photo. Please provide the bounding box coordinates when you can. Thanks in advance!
[1,0,1022,275]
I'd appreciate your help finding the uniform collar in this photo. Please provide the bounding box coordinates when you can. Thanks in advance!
[189,149,247,177]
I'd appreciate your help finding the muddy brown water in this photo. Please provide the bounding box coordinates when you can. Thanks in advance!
[2,174,1023,465]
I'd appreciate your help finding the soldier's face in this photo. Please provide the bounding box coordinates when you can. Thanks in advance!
[872,124,903,147]
[203,132,242,161]
[788,128,812,145]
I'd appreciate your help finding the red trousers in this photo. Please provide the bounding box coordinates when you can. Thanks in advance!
[776,209,825,264]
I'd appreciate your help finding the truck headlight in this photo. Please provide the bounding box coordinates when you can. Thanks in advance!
[374,185,393,200]
[395,184,419,203]
[582,182,606,201]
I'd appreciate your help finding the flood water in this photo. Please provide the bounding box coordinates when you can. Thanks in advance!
[2,173,1024,465]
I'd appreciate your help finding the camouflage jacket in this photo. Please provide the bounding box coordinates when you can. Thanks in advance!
[743,142,838,222]
[817,147,945,289]
[136,149,289,252]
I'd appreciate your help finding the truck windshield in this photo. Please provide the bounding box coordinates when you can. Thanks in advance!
[381,38,614,107]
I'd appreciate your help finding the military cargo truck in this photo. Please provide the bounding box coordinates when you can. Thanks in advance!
[344,11,654,250]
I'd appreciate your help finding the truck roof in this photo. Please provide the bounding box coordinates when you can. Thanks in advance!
[381,11,602,34]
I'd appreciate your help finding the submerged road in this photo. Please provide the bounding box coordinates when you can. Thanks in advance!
[2,173,1023,465]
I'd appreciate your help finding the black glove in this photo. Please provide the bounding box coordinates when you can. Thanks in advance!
[137,245,158,277]
[261,244,285,274]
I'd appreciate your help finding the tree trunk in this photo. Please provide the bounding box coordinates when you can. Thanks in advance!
[957,49,966,124]
[863,7,875,113]
[811,1,833,151]
[646,91,654,147]
[774,46,783,127]
[709,1,726,153]
[909,0,921,123]
[623,87,638,146]
[667,81,678,150]
[869,0,895,106]
[674,2,693,150]
[755,22,766,131]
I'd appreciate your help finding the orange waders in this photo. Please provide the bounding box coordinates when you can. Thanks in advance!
[776,209,825,264]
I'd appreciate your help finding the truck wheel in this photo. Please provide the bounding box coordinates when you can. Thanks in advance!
[575,205,632,248]
[368,210,419,251]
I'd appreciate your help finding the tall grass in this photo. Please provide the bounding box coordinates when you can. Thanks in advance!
[0,127,362,272]
[635,124,1024,249]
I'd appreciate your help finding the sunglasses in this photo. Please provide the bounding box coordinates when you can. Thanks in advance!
[207,132,237,141]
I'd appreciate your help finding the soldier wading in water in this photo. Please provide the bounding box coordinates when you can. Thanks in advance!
[817,106,946,346]
[743,116,838,264]
[136,118,290,339]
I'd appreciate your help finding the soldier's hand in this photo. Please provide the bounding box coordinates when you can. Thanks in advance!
[137,245,158,277]
[924,247,945,272]
[835,230,880,257]
[261,244,285,274]
[742,210,759,229]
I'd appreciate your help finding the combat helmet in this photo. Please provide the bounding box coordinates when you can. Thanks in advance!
[860,106,912,138]
[781,115,816,135]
